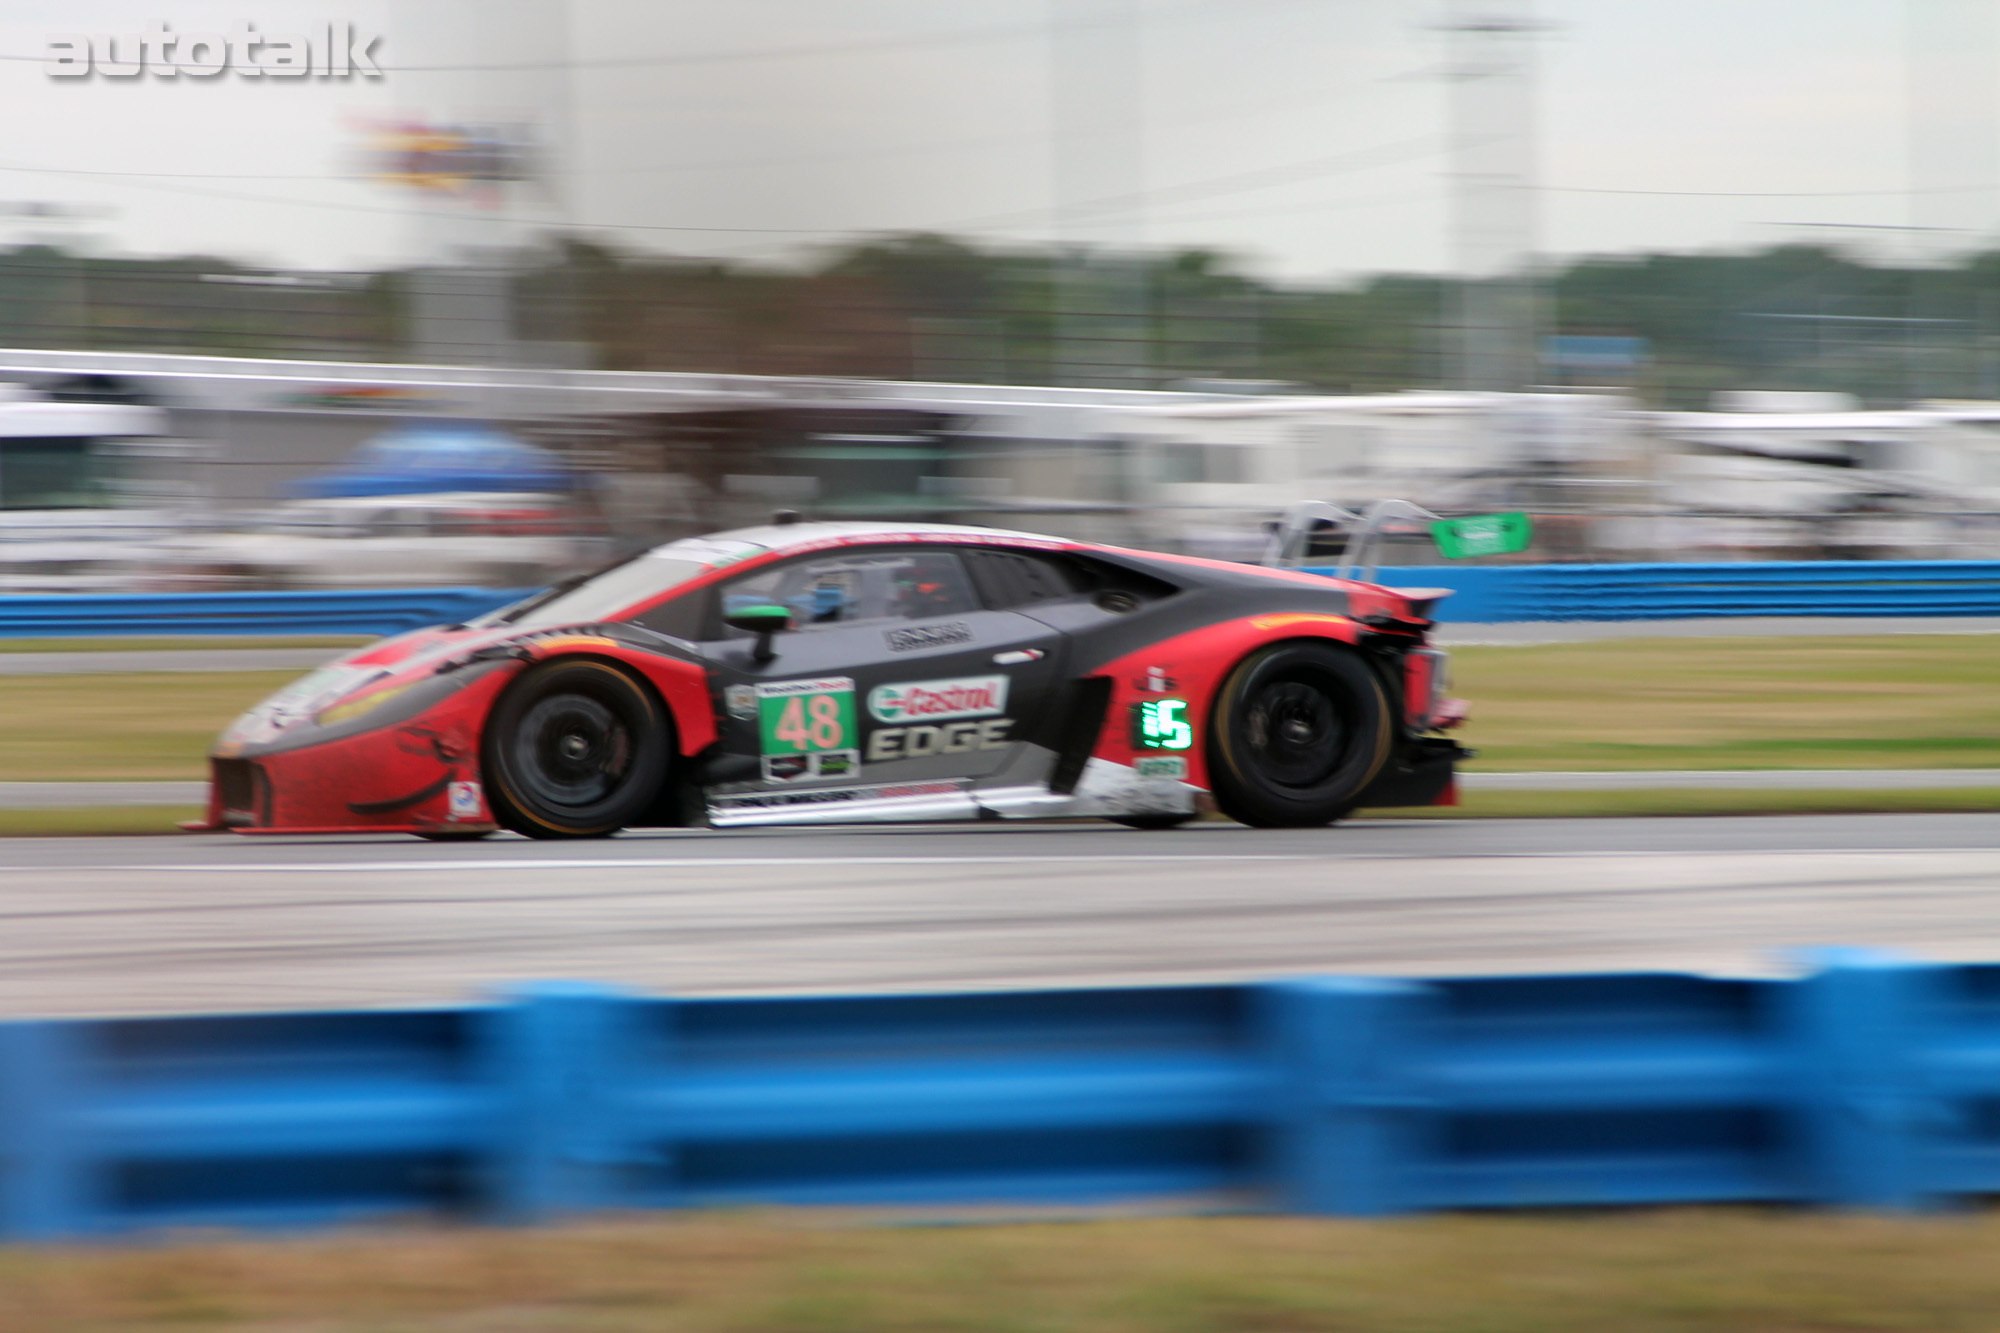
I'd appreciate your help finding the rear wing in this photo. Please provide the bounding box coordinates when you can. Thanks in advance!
[1262,499,1441,580]
[1262,500,1533,579]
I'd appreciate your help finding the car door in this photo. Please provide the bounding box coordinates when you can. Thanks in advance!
[696,544,1070,800]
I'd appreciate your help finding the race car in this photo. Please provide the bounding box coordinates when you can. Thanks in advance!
[189,517,1468,839]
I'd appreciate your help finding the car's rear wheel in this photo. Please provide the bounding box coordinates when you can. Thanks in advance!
[484,660,670,839]
[1207,641,1391,828]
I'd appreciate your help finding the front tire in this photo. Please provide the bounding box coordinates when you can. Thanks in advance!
[484,660,670,839]
[1207,641,1391,828]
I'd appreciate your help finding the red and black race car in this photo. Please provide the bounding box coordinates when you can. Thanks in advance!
[190,518,1468,838]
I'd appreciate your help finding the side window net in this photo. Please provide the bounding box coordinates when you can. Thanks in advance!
[720,549,980,634]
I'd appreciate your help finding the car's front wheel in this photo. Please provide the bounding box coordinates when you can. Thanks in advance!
[1207,641,1391,828]
[484,660,670,839]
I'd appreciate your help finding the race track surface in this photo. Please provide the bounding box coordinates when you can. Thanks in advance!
[4,813,1999,1017]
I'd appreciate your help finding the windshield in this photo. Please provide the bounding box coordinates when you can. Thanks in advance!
[482,536,765,629]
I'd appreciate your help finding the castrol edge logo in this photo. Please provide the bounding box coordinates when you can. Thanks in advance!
[867,674,1009,723]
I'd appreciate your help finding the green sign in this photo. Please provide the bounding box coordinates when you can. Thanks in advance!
[1430,512,1533,559]
[756,676,858,755]
[1132,699,1194,751]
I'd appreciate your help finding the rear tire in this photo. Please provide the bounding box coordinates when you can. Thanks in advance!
[1207,641,1391,828]
[484,660,670,839]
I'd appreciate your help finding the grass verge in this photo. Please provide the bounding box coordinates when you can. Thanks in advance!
[0,671,295,781]
[0,807,203,836]
[9,635,2000,785]
[6,1209,2000,1333]
[1452,634,2000,770]
[1361,786,2000,819]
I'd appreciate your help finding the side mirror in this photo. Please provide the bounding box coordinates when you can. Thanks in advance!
[724,603,793,663]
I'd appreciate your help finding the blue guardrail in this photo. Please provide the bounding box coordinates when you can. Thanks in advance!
[4,563,2000,636]
[4,953,1999,1238]
[0,588,532,638]
[1325,560,2000,622]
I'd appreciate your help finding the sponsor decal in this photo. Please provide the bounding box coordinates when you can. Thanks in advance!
[755,676,856,758]
[446,780,482,819]
[1250,612,1349,631]
[1132,698,1195,750]
[866,718,1013,761]
[314,676,416,728]
[868,674,1008,723]
[724,684,757,719]
[761,749,860,783]
[1135,666,1177,692]
[523,634,620,655]
[221,663,384,746]
[1133,756,1187,780]
[712,777,969,812]
[885,621,971,652]
[992,648,1045,665]
[282,385,450,411]
[875,781,966,799]
[763,753,809,782]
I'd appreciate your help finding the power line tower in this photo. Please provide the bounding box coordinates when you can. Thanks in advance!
[1439,1,1543,392]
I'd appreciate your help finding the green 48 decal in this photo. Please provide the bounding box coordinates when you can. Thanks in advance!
[756,676,857,754]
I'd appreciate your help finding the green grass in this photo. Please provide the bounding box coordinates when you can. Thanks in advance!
[1,635,1996,829]
[1361,787,2000,819]
[9,790,1999,837]
[0,807,204,836]
[0,635,373,654]
[1450,635,2000,771]
[9,1210,2000,1333]
[0,671,295,781]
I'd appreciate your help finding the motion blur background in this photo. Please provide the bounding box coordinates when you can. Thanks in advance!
[10,0,2000,589]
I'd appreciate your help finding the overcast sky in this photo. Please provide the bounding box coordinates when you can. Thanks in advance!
[0,0,1986,281]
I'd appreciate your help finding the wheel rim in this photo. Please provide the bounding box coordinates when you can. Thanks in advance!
[1243,677,1346,788]
[511,693,633,809]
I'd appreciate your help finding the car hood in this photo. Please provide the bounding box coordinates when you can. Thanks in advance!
[217,616,631,753]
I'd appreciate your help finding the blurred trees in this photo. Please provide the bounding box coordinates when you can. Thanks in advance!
[12,233,2000,407]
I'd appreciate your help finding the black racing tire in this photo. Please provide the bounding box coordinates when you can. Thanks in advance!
[1207,641,1392,829]
[483,659,671,839]
[1108,813,1198,831]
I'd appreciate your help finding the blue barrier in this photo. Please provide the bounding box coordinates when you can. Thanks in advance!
[1313,561,2000,622]
[4,562,2000,636]
[7,955,2000,1238]
[0,588,531,638]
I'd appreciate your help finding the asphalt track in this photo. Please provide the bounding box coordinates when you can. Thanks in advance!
[2,813,1999,1018]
